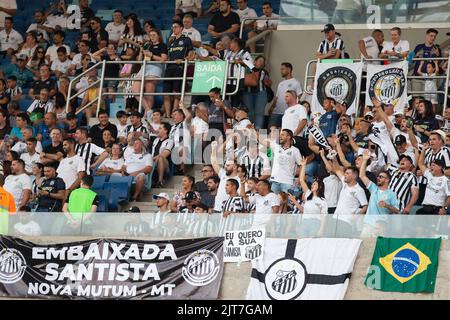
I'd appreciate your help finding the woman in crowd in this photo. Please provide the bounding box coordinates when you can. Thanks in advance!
[118,14,144,54]
[96,143,125,176]
[28,47,49,79]
[414,99,439,142]
[170,175,200,212]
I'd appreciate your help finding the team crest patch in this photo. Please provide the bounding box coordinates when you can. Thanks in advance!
[264,258,307,300]
[316,66,357,106]
[182,250,220,287]
[368,68,406,106]
[0,248,27,284]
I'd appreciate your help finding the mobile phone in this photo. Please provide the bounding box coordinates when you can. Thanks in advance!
[287,188,301,198]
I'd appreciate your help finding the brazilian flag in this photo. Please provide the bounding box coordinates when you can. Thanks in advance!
[365,237,441,293]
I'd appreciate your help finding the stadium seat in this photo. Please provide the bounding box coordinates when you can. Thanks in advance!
[94,189,111,212]
[104,181,131,202]
[92,175,109,190]
[19,98,33,112]
[109,102,125,117]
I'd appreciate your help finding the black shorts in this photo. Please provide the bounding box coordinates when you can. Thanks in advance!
[163,66,184,93]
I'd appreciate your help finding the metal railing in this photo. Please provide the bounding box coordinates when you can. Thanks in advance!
[66,60,242,117]
[304,56,450,117]
[239,17,279,39]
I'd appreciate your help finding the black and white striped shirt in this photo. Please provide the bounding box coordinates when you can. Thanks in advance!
[419,146,450,184]
[220,49,254,85]
[75,143,105,175]
[240,154,270,179]
[120,33,143,52]
[151,137,174,157]
[221,196,246,213]
[125,124,148,136]
[169,121,187,148]
[388,167,419,211]
[317,37,345,58]
[246,191,256,212]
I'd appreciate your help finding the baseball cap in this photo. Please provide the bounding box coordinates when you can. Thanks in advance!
[234,105,249,113]
[431,158,446,169]
[394,135,407,145]
[126,206,140,213]
[393,109,404,117]
[321,24,335,33]
[17,54,27,61]
[66,112,77,120]
[152,192,170,201]
[130,110,142,118]
[183,191,200,201]
[399,154,416,167]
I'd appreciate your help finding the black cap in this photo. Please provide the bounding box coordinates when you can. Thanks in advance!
[399,154,414,165]
[130,111,142,118]
[431,158,446,169]
[126,206,141,213]
[321,24,335,33]
[183,191,199,201]
[394,135,407,145]
[66,112,76,120]
[235,105,249,113]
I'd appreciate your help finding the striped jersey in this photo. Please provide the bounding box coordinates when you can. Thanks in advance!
[240,153,271,179]
[221,196,246,213]
[317,37,345,58]
[220,49,254,85]
[388,167,419,211]
[419,146,450,183]
[75,143,105,175]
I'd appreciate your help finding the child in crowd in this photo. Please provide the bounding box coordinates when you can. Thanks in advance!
[116,110,129,145]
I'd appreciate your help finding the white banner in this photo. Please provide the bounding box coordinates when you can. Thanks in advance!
[223,229,265,263]
[246,238,361,300]
[365,60,408,112]
[312,62,363,116]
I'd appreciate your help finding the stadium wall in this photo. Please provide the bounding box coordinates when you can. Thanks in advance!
[4,236,449,300]
[265,28,450,89]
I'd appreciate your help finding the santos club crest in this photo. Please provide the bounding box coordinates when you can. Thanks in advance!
[0,248,27,284]
[368,68,406,106]
[264,258,307,300]
[182,250,220,287]
[316,66,357,106]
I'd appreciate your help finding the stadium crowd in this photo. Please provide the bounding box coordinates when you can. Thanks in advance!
[0,0,449,236]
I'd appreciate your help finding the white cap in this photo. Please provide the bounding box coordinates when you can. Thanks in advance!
[152,193,170,201]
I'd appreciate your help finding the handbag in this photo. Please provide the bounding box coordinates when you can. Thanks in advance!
[244,70,260,87]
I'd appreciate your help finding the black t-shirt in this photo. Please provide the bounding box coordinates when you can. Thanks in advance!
[89,29,109,52]
[209,11,240,36]
[44,142,65,167]
[200,191,215,210]
[89,122,118,147]
[38,177,66,211]
[101,54,121,78]
[354,133,370,149]
[143,42,168,57]
[167,35,193,64]
[0,124,11,139]
[80,8,95,26]
[32,78,58,95]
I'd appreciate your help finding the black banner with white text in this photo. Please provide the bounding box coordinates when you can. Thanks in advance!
[0,236,224,299]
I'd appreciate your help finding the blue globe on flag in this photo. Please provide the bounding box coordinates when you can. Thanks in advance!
[392,249,420,278]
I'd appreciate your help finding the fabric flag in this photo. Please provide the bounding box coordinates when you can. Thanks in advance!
[365,61,408,112]
[246,238,362,300]
[364,237,441,293]
[312,62,363,116]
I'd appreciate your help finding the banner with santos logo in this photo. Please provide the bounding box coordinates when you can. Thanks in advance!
[246,238,362,300]
[0,236,224,299]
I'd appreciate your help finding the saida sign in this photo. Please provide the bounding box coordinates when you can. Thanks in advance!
[192,61,227,94]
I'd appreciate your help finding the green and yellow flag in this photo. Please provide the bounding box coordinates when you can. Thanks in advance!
[365,237,441,293]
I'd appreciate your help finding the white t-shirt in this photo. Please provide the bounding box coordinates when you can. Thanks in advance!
[323,174,343,208]
[0,29,23,51]
[233,118,252,131]
[234,7,257,24]
[249,192,280,214]
[71,53,95,69]
[303,190,328,215]
[214,168,241,212]
[117,123,128,138]
[270,141,302,186]
[191,117,209,135]
[281,104,308,136]
[14,220,42,236]
[105,22,126,43]
[12,141,43,155]
[256,13,280,30]
[274,78,303,115]
[99,157,125,171]
[124,152,153,174]
[360,36,380,59]
[27,22,53,41]
[20,152,41,173]
[422,170,450,207]
[4,173,32,209]
[382,40,410,54]
[0,0,17,28]
[334,177,368,217]
[46,44,71,63]
[171,27,202,43]
[51,58,72,74]
[57,155,85,189]
[46,13,67,29]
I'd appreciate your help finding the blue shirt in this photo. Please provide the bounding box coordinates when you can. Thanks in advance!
[3,64,34,89]
[364,182,399,227]
[35,123,65,149]
[10,126,36,140]
[319,110,339,138]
